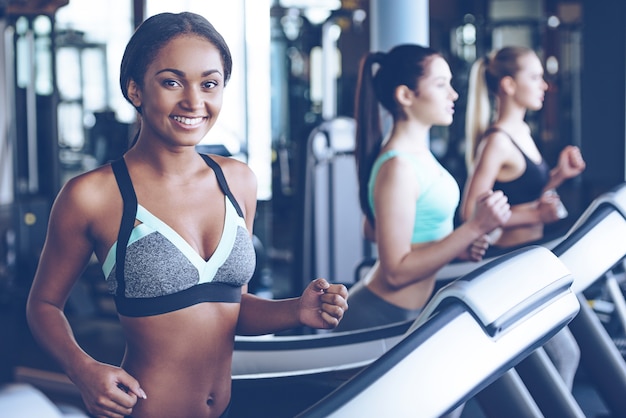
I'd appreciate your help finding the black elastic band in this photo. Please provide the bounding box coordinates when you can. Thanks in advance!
[199,153,245,218]
[111,158,137,298]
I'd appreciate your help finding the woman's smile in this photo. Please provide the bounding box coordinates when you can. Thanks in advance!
[172,115,207,128]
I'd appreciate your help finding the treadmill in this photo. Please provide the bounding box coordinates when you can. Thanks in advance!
[481,182,626,417]
[295,246,578,418]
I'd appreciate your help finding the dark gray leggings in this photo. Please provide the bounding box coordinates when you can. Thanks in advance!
[332,280,423,332]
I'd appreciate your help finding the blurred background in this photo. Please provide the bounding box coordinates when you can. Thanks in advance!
[0,0,624,411]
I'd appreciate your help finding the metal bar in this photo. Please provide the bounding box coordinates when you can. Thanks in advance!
[568,293,626,415]
[476,368,544,418]
[605,270,626,337]
[516,348,585,418]
[25,28,38,193]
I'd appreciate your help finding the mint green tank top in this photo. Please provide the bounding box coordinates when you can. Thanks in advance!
[368,150,460,244]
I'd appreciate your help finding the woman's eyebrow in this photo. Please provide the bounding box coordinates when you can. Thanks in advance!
[155,68,223,77]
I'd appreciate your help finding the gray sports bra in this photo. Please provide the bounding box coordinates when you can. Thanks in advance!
[103,154,256,317]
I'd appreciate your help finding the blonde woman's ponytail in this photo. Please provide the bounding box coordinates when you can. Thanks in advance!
[465,56,492,173]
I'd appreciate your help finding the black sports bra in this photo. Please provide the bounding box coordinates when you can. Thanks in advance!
[103,154,256,317]
[490,129,550,206]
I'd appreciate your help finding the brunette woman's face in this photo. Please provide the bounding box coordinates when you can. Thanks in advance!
[410,56,459,126]
[128,35,225,147]
[511,53,548,111]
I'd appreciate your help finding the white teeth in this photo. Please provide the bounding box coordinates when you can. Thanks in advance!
[173,116,203,125]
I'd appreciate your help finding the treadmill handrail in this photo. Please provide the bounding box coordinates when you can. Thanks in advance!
[554,203,626,294]
[297,246,579,418]
[410,246,572,335]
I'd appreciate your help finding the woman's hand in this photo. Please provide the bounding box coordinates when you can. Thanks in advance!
[71,360,146,418]
[459,234,491,262]
[557,146,586,180]
[538,191,564,224]
[298,278,348,329]
[469,190,512,234]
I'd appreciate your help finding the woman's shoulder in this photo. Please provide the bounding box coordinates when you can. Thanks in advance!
[64,162,115,188]
[480,127,517,155]
[372,149,431,197]
[373,149,419,179]
[205,154,255,181]
[374,149,423,171]
[59,160,107,187]
[56,163,119,214]
[204,154,257,199]
[483,125,512,141]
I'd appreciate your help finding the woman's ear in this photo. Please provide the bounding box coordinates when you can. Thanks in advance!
[394,85,415,107]
[126,80,142,108]
[500,75,516,96]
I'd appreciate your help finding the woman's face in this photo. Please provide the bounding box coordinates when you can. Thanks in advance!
[129,35,225,147]
[511,53,548,111]
[410,56,459,126]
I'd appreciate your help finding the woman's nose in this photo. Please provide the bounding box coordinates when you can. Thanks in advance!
[181,87,203,109]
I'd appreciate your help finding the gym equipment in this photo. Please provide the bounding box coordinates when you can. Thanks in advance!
[481,182,626,417]
[296,246,578,417]
[0,383,88,418]
[300,117,369,290]
[557,183,626,416]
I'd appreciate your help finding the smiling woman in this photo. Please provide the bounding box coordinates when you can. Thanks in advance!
[122,33,230,148]
[144,0,273,200]
[25,12,348,418]
[53,0,273,199]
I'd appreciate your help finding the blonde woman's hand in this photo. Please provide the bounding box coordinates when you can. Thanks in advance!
[538,192,564,224]
[558,146,586,180]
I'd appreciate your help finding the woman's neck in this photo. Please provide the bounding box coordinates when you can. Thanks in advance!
[125,140,204,178]
[496,98,528,128]
[386,118,431,153]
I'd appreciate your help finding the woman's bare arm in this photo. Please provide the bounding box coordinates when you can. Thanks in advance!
[26,175,145,417]
[374,156,509,290]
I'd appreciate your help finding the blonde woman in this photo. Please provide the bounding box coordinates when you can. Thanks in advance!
[462,46,585,250]
[461,46,584,390]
